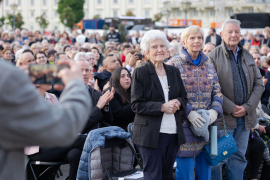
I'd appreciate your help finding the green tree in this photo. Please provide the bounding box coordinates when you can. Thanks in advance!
[36,13,49,31]
[93,15,100,19]
[57,0,84,24]
[0,16,5,28]
[125,10,135,17]
[7,13,24,29]
[154,12,163,22]
[59,6,76,29]
[118,23,127,42]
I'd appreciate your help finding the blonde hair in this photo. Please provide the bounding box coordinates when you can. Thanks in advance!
[264,27,270,34]
[30,43,40,51]
[181,26,204,46]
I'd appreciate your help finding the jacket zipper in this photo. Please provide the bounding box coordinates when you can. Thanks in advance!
[195,66,201,159]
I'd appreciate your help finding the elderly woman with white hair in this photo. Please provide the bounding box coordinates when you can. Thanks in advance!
[167,25,223,180]
[131,30,188,180]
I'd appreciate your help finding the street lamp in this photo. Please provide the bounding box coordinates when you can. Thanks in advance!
[181,1,191,27]
[10,3,18,30]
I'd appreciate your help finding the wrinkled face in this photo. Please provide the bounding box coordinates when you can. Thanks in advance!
[221,23,240,47]
[146,39,167,62]
[252,53,261,68]
[91,49,100,60]
[250,47,259,54]
[75,60,91,84]
[3,50,12,60]
[169,47,176,57]
[36,53,47,64]
[261,46,269,56]
[203,44,216,55]
[184,31,203,53]
[119,69,131,91]
[105,56,120,72]
[244,43,251,51]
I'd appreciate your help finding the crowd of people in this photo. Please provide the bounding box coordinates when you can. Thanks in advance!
[1,19,270,180]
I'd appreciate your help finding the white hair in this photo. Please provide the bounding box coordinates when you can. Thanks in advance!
[86,52,97,64]
[42,39,48,44]
[15,48,24,61]
[74,52,90,61]
[21,29,27,36]
[83,43,91,48]
[140,30,170,53]
[169,42,180,53]
[221,19,241,32]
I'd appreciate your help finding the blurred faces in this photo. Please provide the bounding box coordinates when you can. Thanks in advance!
[3,42,11,49]
[261,46,269,56]
[88,55,96,67]
[105,56,120,72]
[32,47,40,55]
[146,39,167,63]
[119,69,131,91]
[244,42,251,51]
[203,43,216,55]
[91,48,100,60]
[75,60,91,84]
[3,50,12,60]
[184,31,203,53]
[252,53,261,68]
[123,47,132,56]
[36,53,47,64]
[109,26,115,32]
[19,52,35,66]
[221,23,240,48]
[64,46,71,54]
[168,47,176,57]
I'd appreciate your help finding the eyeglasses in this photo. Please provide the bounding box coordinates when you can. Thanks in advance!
[254,58,261,60]
[37,56,46,60]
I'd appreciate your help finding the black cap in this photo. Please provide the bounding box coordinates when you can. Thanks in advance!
[109,23,114,27]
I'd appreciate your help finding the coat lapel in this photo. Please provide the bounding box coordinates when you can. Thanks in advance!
[147,62,165,101]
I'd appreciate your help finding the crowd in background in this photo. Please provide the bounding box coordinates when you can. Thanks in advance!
[2,22,270,180]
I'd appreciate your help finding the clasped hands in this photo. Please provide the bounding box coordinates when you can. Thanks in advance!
[161,99,181,114]
[96,87,115,109]
[232,105,247,117]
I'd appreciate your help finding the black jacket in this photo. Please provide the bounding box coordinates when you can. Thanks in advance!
[262,70,270,107]
[106,30,121,44]
[110,91,134,131]
[81,86,113,134]
[131,61,187,148]
[94,70,111,91]
[205,34,222,46]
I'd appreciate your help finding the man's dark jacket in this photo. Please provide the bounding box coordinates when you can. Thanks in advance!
[205,34,222,46]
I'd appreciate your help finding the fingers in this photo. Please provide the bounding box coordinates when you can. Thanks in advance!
[198,116,206,123]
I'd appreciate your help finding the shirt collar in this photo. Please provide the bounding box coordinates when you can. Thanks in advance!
[226,45,241,53]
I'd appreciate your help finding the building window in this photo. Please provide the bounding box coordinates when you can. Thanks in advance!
[5,11,9,17]
[248,8,253,13]
[97,0,101,4]
[113,10,118,17]
[30,0,34,6]
[54,0,58,5]
[210,9,215,16]
[18,0,21,6]
[54,26,58,31]
[228,8,233,16]
[145,10,150,17]
[97,10,102,18]
[176,10,181,16]
[129,0,133,3]
[113,0,118,3]
[31,11,35,17]
[84,11,88,18]
[43,0,46,5]
[144,0,150,3]
[54,11,58,17]
[193,9,198,16]
[31,26,33,31]
[5,0,9,6]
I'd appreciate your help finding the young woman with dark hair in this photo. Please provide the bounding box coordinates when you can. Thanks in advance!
[109,67,134,131]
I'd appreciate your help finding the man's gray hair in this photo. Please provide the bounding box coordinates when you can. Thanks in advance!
[74,52,90,61]
[140,30,170,53]
[221,19,241,32]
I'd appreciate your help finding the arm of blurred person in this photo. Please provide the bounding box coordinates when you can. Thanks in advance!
[0,60,91,150]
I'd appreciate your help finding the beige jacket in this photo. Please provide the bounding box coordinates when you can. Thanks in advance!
[208,40,264,130]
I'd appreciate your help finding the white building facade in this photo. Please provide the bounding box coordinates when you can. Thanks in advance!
[1,0,270,31]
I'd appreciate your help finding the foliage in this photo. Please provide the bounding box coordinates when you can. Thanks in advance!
[154,12,163,22]
[125,10,135,17]
[57,0,84,24]
[0,16,5,28]
[6,13,24,29]
[59,6,76,29]
[118,23,127,42]
[36,13,49,30]
[93,15,100,19]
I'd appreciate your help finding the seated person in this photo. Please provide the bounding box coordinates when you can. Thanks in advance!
[94,54,120,91]
[109,67,134,131]
[75,59,114,133]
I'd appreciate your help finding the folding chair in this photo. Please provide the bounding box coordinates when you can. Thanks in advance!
[27,160,68,180]
[100,137,143,180]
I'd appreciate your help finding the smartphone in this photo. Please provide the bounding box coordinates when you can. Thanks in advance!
[136,54,142,60]
[29,64,69,85]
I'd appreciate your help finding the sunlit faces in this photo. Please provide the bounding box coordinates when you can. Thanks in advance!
[75,60,92,84]
[88,55,96,67]
[145,39,167,62]
[203,43,216,55]
[168,46,176,57]
[36,53,47,64]
[3,49,12,60]
[105,56,120,72]
[119,69,131,91]
[19,52,35,66]
[220,23,240,47]
[91,48,100,60]
[183,31,203,53]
